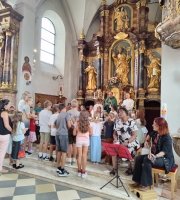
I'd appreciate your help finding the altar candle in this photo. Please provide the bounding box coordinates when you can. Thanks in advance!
[103,91,105,99]
[153,68,156,76]
[98,92,99,98]
[94,92,95,99]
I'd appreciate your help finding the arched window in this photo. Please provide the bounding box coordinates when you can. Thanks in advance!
[40,18,55,65]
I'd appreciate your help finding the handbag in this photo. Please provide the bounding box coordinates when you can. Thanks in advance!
[17,142,25,159]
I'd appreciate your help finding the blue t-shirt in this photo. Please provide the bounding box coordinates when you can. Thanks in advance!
[34,107,42,114]
[104,121,114,139]
[13,122,25,142]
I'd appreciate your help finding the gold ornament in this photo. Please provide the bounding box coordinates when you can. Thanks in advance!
[84,62,97,90]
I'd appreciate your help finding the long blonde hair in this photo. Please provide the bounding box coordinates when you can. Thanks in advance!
[78,110,90,133]
[12,111,23,136]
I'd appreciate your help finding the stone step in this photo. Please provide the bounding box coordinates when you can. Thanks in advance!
[3,157,138,200]
[25,152,132,182]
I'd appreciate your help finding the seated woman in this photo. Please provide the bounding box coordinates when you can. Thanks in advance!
[132,117,175,191]
[110,107,140,176]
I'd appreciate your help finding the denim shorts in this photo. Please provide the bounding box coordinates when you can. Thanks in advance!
[50,135,56,145]
[55,135,68,153]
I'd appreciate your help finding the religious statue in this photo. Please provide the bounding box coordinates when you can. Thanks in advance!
[84,62,97,90]
[22,56,32,74]
[112,47,131,85]
[146,53,161,89]
[114,7,129,30]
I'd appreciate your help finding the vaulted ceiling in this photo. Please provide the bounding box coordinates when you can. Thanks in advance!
[6,0,161,41]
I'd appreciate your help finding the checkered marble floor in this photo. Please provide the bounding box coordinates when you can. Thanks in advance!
[0,172,108,200]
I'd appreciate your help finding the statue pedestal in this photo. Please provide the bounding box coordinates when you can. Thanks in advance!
[172,135,180,157]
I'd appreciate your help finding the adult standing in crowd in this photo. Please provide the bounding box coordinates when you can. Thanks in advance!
[132,117,175,191]
[104,92,117,113]
[34,101,42,115]
[18,91,30,112]
[0,99,12,173]
[121,93,134,111]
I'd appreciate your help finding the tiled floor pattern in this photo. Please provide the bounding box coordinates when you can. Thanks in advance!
[0,172,108,200]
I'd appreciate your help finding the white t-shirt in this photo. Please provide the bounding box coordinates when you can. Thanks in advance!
[39,110,52,133]
[93,104,103,117]
[90,122,103,136]
[13,122,25,142]
[18,99,25,112]
[121,99,134,111]
[48,113,59,136]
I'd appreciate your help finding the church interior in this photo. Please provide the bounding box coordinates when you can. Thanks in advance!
[0,0,180,199]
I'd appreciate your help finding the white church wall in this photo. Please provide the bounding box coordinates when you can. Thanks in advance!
[32,0,78,103]
[15,1,36,106]
[86,17,100,42]
[161,44,180,175]
[15,0,79,105]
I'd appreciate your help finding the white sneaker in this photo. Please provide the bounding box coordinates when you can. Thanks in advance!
[82,172,87,178]
[65,162,71,166]
[77,171,81,177]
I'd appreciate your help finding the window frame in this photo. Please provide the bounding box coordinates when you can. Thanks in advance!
[40,17,56,65]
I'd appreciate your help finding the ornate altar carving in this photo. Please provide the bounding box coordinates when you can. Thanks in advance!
[0,0,23,106]
[155,0,180,48]
[77,0,161,107]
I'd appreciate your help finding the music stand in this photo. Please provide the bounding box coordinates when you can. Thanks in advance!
[100,142,133,197]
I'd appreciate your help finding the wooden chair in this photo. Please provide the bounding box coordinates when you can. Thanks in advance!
[152,164,178,200]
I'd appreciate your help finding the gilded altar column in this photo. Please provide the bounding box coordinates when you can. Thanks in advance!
[2,30,14,88]
[0,32,5,85]
[138,40,145,89]
[79,54,84,91]
[138,40,146,108]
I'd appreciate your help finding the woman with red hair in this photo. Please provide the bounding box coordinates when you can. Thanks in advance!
[131,117,175,191]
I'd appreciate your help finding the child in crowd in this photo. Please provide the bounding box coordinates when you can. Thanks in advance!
[22,97,34,156]
[110,105,118,116]
[90,116,102,164]
[67,99,80,166]
[94,106,102,119]
[56,104,71,176]
[38,100,52,161]
[73,110,93,178]
[103,114,114,164]
[103,112,109,121]
[135,109,148,144]
[27,108,37,153]
[11,112,28,169]
[48,104,60,161]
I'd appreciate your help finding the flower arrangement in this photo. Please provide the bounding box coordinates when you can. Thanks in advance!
[105,77,121,90]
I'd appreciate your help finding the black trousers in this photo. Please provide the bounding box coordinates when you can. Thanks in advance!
[132,154,165,186]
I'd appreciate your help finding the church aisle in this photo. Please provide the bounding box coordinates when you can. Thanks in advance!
[0,172,108,200]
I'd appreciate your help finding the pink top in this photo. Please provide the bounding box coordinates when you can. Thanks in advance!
[75,123,91,142]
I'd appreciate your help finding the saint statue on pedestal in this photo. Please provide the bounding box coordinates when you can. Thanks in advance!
[112,47,131,85]
[146,53,161,90]
[84,62,97,90]
[114,7,129,30]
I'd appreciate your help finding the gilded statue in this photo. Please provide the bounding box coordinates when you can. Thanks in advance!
[84,62,97,90]
[114,7,129,30]
[146,53,161,89]
[112,47,131,84]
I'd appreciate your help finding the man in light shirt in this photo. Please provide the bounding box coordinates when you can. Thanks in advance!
[121,93,134,111]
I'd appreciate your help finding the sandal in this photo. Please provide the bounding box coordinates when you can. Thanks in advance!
[129,182,140,188]
[124,168,133,176]
[110,169,116,176]
[138,185,151,192]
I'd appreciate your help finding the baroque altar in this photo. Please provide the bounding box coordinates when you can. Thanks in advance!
[77,0,161,108]
[0,0,23,105]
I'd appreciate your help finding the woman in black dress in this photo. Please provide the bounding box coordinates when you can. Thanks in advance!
[132,117,175,191]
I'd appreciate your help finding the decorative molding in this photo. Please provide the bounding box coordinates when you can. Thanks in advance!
[15,2,35,14]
